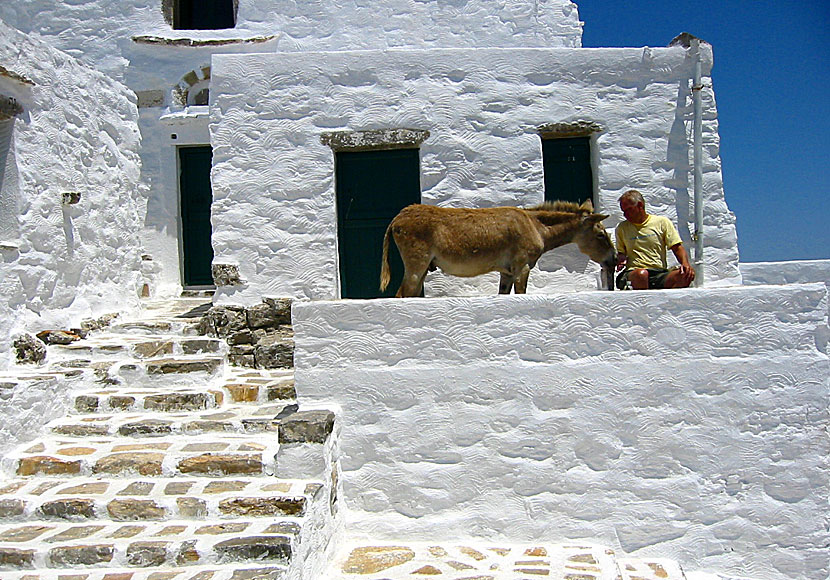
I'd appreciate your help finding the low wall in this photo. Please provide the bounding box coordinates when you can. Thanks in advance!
[740,259,830,286]
[292,285,829,580]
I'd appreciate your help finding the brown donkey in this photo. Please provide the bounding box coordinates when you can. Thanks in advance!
[380,200,616,297]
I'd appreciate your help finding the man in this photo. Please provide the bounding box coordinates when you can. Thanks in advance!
[615,189,695,290]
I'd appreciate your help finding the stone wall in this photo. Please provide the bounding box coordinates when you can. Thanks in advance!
[209,44,739,302]
[0,21,144,370]
[199,298,294,369]
[291,285,829,579]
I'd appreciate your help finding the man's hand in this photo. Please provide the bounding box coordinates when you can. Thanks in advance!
[615,252,628,272]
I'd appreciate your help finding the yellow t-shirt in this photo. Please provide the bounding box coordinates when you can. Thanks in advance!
[615,214,682,270]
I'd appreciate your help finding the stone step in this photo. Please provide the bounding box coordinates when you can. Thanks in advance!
[0,518,300,570]
[0,476,321,522]
[51,404,333,441]
[72,387,226,415]
[0,562,291,579]
[3,435,282,479]
[54,336,224,359]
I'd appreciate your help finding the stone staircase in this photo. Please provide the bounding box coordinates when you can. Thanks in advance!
[0,297,340,580]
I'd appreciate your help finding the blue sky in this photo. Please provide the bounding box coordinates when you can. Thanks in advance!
[578,1,829,262]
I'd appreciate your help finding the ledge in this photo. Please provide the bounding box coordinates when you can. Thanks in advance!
[537,120,603,139]
[321,128,430,152]
[132,34,277,47]
[0,65,34,87]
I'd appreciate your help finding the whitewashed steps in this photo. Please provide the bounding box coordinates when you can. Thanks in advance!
[0,562,290,579]
[50,404,332,440]
[0,518,299,570]
[0,477,319,523]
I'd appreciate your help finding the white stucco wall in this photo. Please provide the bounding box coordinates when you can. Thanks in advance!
[0,0,582,82]
[292,285,829,579]
[0,0,583,296]
[0,21,144,369]
[209,44,738,302]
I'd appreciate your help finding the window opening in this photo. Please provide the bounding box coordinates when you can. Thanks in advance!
[174,0,236,30]
[541,136,593,205]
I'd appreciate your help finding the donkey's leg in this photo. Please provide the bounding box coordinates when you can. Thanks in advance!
[498,273,515,294]
[513,265,531,294]
[396,257,431,297]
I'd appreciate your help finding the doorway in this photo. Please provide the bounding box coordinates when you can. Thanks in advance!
[178,146,215,287]
[335,148,421,298]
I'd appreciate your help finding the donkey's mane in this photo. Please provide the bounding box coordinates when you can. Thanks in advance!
[525,200,587,213]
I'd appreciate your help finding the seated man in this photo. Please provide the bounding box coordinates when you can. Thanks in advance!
[615,189,695,290]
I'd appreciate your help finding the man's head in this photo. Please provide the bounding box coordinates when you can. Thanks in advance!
[618,189,647,224]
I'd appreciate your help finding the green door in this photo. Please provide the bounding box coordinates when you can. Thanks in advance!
[336,148,421,298]
[179,146,215,287]
[542,137,593,204]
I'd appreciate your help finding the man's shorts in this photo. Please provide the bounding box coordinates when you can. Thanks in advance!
[616,268,673,290]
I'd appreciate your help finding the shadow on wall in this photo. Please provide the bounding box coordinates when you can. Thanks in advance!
[666,81,692,247]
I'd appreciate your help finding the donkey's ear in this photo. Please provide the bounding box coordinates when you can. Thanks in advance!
[579,199,595,211]
[583,213,608,224]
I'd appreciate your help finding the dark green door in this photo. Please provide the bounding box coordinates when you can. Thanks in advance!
[542,137,593,204]
[179,146,215,287]
[336,148,421,298]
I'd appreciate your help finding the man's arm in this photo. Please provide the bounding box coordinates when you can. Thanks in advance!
[671,243,695,283]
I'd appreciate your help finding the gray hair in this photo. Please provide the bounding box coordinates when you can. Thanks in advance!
[618,189,645,206]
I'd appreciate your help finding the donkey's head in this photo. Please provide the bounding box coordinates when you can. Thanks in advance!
[564,200,614,267]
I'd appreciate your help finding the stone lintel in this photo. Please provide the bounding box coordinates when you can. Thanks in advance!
[131,35,276,47]
[321,128,430,152]
[0,94,24,120]
[537,121,602,140]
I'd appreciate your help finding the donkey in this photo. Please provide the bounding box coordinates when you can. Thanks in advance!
[380,200,616,297]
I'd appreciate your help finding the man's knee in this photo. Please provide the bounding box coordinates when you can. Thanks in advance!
[629,269,650,289]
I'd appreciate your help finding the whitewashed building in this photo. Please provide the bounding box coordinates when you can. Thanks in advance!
[1,0,739,305]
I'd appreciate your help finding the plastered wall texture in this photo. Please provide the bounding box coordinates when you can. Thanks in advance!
[0,21,144,369]
[209,45,739,302]
[292,285,829,579]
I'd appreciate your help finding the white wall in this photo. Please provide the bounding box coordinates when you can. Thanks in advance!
[0,21,144,369]
[0,0,582,83]
[292,285,829,579]
[209,45,739,302]
[0,0,582,296]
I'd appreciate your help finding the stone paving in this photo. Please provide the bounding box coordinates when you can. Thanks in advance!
[328,540,695,580]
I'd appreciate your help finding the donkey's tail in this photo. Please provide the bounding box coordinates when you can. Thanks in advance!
[379,222,393,291]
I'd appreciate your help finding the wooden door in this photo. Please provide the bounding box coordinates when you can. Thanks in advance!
[335,148,421,298]
[178,146,215,287]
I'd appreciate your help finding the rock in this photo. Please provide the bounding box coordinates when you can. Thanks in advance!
[0,547,35,567]
[13,333,46,364]
[126,541,169,567]
[254,342,294,369]
[214,536,292,563]
[36,330,81,345]
[107,499,167,521]
[177,454,263,475]
[38,499,95,519]
[17,456,82,476]
[49,544,114,566]
[279,410,335,444]
[218,496,306,517]
[342,546,415,574]
[0,499,25,517]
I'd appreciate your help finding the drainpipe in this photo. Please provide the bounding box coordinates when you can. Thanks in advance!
[691,39,704,287]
